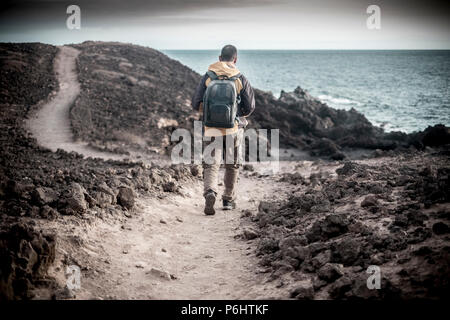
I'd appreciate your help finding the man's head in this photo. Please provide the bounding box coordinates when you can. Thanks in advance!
[219,44,237,64]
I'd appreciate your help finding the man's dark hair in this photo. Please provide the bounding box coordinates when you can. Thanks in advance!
[220,45,237,62]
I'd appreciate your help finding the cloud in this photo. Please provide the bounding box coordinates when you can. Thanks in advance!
[0,0,449,49]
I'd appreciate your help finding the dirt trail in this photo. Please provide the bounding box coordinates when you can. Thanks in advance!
[60,175,288,300]
[28,45,289,299]
[27,46,126,160]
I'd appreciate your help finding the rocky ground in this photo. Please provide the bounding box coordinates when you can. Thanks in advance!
[0,41,449,300]
[240,152,450,299]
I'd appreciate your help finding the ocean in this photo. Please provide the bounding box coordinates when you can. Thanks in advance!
[163,50,450,133]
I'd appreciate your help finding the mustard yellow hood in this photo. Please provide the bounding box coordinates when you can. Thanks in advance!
[208,61,240,78]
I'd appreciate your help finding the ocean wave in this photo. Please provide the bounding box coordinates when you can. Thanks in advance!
[318,94,362,106]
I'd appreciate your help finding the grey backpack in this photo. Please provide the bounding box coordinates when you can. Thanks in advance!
[203,70,241,128]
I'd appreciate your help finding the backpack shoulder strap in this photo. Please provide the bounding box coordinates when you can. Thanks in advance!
[229,73,241,81]
[206,70,218,80]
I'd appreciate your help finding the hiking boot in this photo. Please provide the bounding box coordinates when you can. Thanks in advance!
[204,192,216,215]
[222,199,236,210]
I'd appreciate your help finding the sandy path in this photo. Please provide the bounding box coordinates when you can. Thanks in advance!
[29,45,288,299]
[66,176,287,300]
[27,46,126,160]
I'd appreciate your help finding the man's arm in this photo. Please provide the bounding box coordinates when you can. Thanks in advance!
[238,75,255,117]
[191,73,209,111]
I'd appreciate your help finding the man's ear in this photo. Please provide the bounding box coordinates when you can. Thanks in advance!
[233,57,237,64]
[219,56,222,61]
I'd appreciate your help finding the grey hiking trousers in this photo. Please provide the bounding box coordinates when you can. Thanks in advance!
[203,129,243,201]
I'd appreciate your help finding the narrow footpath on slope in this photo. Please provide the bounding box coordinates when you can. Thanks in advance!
[27,46,126,160]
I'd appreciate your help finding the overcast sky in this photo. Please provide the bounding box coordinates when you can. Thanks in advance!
[0,0,449,49]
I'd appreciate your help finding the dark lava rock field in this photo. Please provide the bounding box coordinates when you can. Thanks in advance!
[243,155,449,299]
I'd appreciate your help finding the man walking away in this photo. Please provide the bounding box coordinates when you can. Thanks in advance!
[191,45,255,215]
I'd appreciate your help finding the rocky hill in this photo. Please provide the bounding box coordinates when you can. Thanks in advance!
[69,42,449,159]
[70,42,199,155]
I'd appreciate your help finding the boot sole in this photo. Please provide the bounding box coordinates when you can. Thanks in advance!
[204,193,216,215]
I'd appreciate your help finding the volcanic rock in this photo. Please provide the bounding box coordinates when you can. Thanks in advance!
[32,187,59,206]
[330,238,361,266]
[290,278,314,300]
[361,195,378,208]
[0,223,56,300]
[306,214,350,242]
[242,227,259,240]
[432,222,450,235]
[117,186,136,210]
[59,183,88,214]
[317,263,344,283]
[421,124,450,147]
